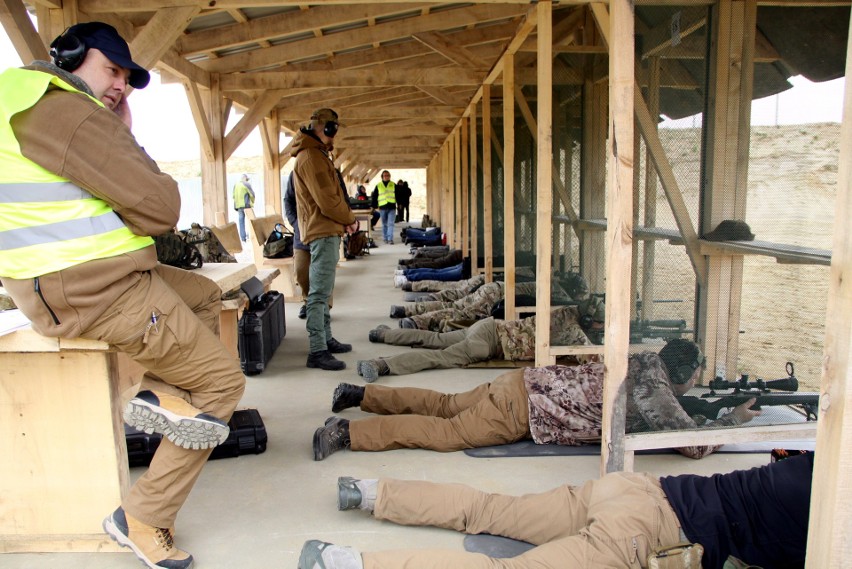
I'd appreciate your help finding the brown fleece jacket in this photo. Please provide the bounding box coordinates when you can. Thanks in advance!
[1,66,180,338]
[290,129,355,244]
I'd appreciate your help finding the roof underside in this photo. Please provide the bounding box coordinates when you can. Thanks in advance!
[39,2,850,170]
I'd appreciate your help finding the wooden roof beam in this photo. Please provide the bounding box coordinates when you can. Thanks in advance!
[219,66,487,90]
[130,6,200,70]
[223,89,286,160]
[412,30,489,68]
[197,4,527,74]
[1,0,49,63]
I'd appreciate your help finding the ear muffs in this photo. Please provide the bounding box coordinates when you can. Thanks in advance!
[50,30,87,72]
[323,121,339,138]
[671,352,706,384]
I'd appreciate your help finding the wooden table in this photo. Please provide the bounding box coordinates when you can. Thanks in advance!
[0,262,274,553]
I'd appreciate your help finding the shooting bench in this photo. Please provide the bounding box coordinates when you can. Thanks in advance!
[245,209,298,301]
[0,262,275,553]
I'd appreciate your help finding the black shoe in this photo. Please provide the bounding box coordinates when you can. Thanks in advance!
[313,417,350,460]
[298,304,307,319]
[401,282,413,292]
[307,350,346,371]
[399,318,417,329]
[368,325,390,343]
[389,305,407,318]
[327,338,352,354]
[332,383,365,412]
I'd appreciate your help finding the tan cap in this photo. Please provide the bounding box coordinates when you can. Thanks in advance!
[310,108,341,127]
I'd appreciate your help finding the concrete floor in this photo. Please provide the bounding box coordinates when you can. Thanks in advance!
[3,231,769,569]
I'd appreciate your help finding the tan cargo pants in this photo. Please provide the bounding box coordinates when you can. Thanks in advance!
[349,369,530,452]
[363,473,683,568]
[82,264,246,528]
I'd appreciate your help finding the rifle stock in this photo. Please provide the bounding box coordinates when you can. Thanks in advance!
[677,393,820,422]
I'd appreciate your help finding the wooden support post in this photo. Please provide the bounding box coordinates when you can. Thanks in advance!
[469,104,479,274]
[581,79,608,294]
[503,52,517,320]
[535,1,554,366]
[641,57,661,321]
[600,0,634,474]
[461,117,470,259]
[805,9,852,565]
[483,84,494,282]
[199,74,228,226]
[261,108,282,216]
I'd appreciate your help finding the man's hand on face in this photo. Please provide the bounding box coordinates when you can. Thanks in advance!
[112,93,132,129]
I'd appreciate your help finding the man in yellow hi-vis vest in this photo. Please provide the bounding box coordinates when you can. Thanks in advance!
[371,170,397,244]
[0,22,244,569]
[232,173,256,241]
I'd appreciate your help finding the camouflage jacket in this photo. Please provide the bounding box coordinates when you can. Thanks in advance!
[524,352,744,458]
[409,282,506,331]
[409,274,484,293]
[406,281,504,317]
[496,306,591,361]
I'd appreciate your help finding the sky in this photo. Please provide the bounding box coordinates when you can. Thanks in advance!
[0,25,846,162]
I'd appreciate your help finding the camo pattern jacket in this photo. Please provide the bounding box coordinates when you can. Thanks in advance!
[524,352,744,458]
[409,282,506,331]
[496,306,591,361]
[405,282,504,317]
[409,274,485,293]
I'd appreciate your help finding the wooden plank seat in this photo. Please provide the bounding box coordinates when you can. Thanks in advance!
[245,209,298,301]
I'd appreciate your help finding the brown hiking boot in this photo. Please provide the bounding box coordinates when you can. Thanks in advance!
[103,507,193,568]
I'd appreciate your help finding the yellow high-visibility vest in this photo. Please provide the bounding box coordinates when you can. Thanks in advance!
[377,181,396,207]
[0,68,153,279]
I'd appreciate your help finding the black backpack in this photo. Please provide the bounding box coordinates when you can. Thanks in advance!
[154,230,203,270]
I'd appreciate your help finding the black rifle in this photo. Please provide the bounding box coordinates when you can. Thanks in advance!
[677,362,819,421]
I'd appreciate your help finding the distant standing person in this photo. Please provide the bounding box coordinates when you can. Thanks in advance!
[232,173,255,242]
[395,179,411,222]
[372,170,396,244]
[292,108,359,370]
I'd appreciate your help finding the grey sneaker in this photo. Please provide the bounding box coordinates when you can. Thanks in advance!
[368,325,390,343]
[298,540,363,569]
[356,359,388,383]
[124,390,229,450]
[338,477,378,512]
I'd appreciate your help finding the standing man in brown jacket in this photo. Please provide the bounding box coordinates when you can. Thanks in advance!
[0,22,245,569]
[292,108,358,370]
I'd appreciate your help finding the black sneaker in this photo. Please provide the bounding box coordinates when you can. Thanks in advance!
[399,318,417,329]
[307,350,346,371]
[298,304,307,319]
[389,305,407,318]
[327,338,352,353]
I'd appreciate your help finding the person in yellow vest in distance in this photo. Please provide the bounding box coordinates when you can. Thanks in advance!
[232,173,256,242]
[371,170,397,244]
[0,22,245,569]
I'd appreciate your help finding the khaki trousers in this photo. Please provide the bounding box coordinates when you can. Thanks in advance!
[82,264,246,527]
[382,317,501,376]
[350,370,530,452]
[364,473,682,568]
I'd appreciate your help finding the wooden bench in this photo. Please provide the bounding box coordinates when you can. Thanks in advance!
[245,209,298,301]
[0,262,270,553]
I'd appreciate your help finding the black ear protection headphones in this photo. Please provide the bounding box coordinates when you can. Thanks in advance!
[323,121,339,138]
[50,29,87,72]
[671,349,706,384]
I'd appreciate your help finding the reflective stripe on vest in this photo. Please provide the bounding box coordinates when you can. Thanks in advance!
[377,181,396,207]
[0,68,153,279]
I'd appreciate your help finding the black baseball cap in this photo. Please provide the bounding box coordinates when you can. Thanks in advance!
[65,22,150,89]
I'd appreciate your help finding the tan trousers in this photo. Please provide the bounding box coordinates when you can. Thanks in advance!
[83,264,246,528]
[350,370,530,452]
[364,473,682,568]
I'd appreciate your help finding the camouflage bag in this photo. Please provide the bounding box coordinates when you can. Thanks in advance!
[647,542,704,569]
[184,223,237,263]
[154,230,203,270]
